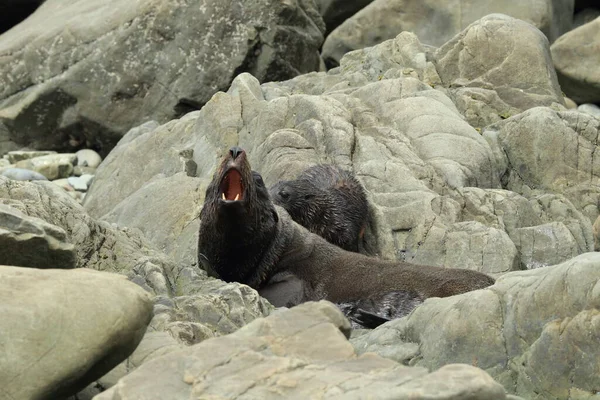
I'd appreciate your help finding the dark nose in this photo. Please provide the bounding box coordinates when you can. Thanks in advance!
[229,146,244,159]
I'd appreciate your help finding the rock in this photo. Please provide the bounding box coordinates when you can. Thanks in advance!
[593,215,600,251]
[0,203,76,269]
[513,222,580,269]
[6,150,57,164]
[0,0,325,156]
[483,106,600,225]
[0,119,19,156]
[100,173,204,269]
[434,14,565,129]
[97,301,512,400]
[68,174,94,192]
[563,96,577,109]
[578,103,600,118]
[322,0,574,67]
[76,149,103,168]
[0,266,153,399]
[0,167,48,181]
[15,153,77,180]
[551,16,600,103]
[352,252,600,400]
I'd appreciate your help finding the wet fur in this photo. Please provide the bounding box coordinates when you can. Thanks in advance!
[269,165,368,252]
[198,150,495,328]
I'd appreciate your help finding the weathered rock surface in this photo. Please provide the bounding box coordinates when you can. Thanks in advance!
[483,107,600,226]
[322,0,574,66]
[0,266,153,400]
[551,16,600,104]
[352,252,600,400]
[84,15,593,279]
[0,0,325,156]
[0,203,76,269]
[97,301,513,400]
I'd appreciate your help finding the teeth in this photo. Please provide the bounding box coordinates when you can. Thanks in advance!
[234,194,240,201]
[222,193,226,200]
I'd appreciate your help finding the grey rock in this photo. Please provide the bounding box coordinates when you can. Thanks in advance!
[97,301,511,400]
[0,119,19,156]
[15,153,77,180]
[513,222,580,269]
[434,14,565,129]
[578,103,600,118]
[68,174,94,192]
[352,252,600,400]
[6,150,57,164]
[0,266,153,400]
[482,106,600,225]
[0,0,325,155]
[322,0,574,66]
[52,178,75,191]
[0,203,76,269]
[76,149,103,168]
[0,167,48,181]
[551,16,600,103]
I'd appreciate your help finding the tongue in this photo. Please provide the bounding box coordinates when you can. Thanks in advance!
[224,170,243,201]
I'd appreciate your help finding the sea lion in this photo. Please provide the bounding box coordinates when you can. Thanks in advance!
[198,147,495,328]
[269,164,368,252]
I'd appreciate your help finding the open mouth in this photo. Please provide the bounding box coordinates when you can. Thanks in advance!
[219,168,244,202]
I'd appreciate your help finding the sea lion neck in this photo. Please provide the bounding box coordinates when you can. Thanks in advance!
[198,148,280,286]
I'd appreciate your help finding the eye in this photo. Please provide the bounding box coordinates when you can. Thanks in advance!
[279,190,290,200]
[304,194,314,200]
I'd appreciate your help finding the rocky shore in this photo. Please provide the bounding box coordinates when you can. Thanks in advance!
[0,0,599,399]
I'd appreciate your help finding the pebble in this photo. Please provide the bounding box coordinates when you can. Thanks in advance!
[76,149,102,168]
[52,178,74,191]
[578,103,600,118]
[563,97,577,109]
[68,174,94,192]
[1,168,49,181]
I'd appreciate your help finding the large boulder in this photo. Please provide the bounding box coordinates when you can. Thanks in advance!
[0,203,76,269]
[551,16,600,104]
[0,266,153,400]
[97,301,514,400]
[316,0,375,34]
[352,252,600,400]
[0,0,325,156]
[322,0,574,67]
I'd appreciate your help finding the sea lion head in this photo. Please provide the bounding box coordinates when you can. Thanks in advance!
[198,146,279,285]
[269,179,317,221]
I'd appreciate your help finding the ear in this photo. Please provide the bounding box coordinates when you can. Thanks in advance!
[272,209,279,223]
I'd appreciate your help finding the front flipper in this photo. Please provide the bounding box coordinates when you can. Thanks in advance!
[337,291,425,329]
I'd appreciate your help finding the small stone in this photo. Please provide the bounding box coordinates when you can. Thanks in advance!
[15,154,76,180]
[563,97,577,109]
[6,150,57,164]
[0,159,10,168]
[578,103,600,118]
[1,168,48,181]
[76,149,102,168]
[52,178,74,191]
[68,176,91,192]
[73,165,97,176]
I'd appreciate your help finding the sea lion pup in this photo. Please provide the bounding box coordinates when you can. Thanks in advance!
[269,164,368,252]
[198,147,495,328]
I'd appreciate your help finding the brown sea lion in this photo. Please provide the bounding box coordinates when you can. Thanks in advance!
[269,164,368,252]
[198,147,495,328]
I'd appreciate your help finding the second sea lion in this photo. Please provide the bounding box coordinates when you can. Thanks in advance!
[198,147,495,328]
[269,164,368,252]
